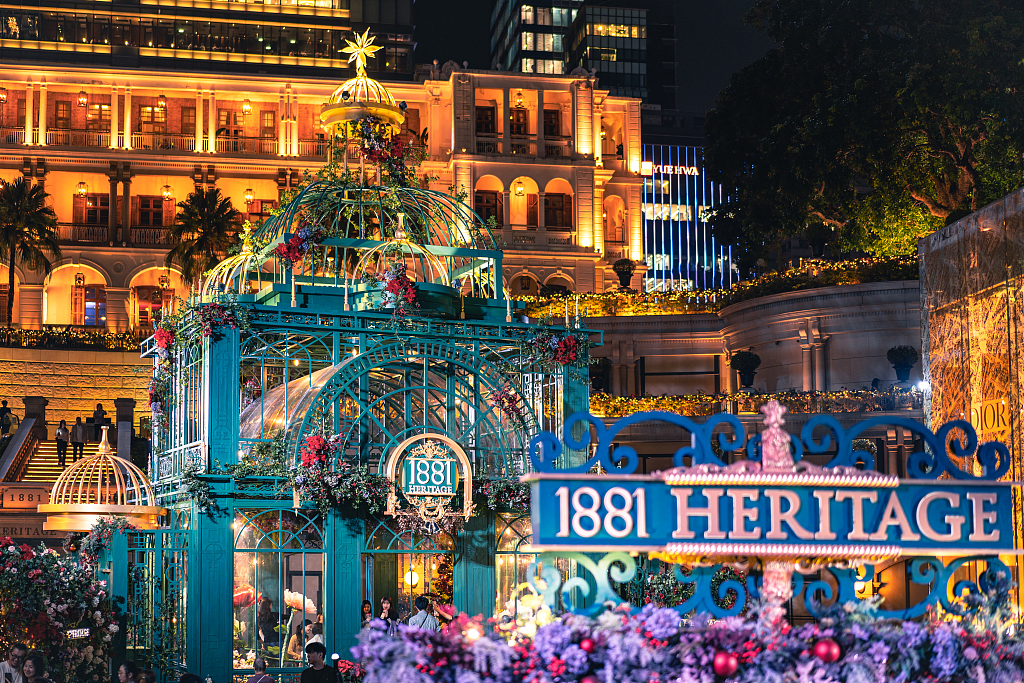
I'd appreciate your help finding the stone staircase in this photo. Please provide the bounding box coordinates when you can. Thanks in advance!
[20,441,116,482]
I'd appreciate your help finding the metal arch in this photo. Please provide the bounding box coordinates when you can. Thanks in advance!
[234,509,325,550]
[293,339,540,463]
[240,330,337,364]
[364,518,455,552]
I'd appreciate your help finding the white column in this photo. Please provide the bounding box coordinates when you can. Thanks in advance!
[814,341,828,392]
[24,81,33,145]
[195,89,204,152]
[278,92,286,156]
[593,102,603,166]
[720,354,733,394]
[37,83,46,146]
[110,85,119,149]
[502,87,510,155]
[593,182,605,253]
[123,86,132,149]
[207,90,216,153]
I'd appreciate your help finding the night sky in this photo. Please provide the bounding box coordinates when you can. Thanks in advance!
[412,0,774,114]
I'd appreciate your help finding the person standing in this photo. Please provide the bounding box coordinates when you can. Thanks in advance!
[360,600,373,628]
[299,643,334,683]
[54,420,70,468]
[246,658,272,683]
[116,662,139,683]
[92,403,107,442]
[0,643,26,683]
[70,417,87,462]
[21,656,52,683]
[0,400,12,436]
[408,596,440,631]
[308,622,323,645]
[377,596,398,636]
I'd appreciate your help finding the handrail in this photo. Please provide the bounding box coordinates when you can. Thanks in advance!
[0,418,37,482]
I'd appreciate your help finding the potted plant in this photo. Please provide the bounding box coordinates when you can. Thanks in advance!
[887,345,919,383]
[612,258,636,288]
[730,350,761,389]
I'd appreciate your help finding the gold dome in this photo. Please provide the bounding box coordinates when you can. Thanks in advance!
[38,426,165,531]
[321,29,405,135]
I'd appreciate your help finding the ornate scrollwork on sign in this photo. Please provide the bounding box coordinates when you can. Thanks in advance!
[383,433,474,523]
[529,409,1011,480]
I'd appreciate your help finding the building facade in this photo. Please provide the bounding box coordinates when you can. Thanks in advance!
[489,0,583,74]
[0,62,644,331]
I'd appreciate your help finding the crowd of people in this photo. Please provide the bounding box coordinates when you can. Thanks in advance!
[361,594,453,635]
[52,403,109,468]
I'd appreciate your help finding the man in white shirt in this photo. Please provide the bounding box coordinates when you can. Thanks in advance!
[0,643,26,683]
[408,596,440,631]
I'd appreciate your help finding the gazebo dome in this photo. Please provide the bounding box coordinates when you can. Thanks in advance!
[38,426,165,531]
[320,29,405,134]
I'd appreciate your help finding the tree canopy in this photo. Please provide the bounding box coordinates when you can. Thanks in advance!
[705,0,1024,257]
[166,187,241,286]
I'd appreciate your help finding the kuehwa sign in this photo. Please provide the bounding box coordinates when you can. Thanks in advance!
[525,474,1012,556]
[640,163,700,176]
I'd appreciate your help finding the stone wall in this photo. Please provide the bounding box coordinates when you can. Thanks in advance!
[0,347,151,431]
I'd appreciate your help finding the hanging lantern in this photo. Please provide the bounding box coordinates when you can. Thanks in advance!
[158,273,171,289]
[241,99,252,115]
[74,272,85,287]
[513,179,525,196]
[77,90,88,107]
[161,185,173,201]
[243,188,255,205]
[514,90,525,108]
[75,181,88,197]
[0,88,8,105]
[157,93,167,108]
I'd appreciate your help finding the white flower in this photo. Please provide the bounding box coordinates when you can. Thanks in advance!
[103,634,111,642]
[107,623,119,634]
[92,597,100,607]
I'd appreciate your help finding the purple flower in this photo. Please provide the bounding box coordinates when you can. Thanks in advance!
[929,626,958,678]
[561,645,589,675]
[868,640,889,664]
[641,607,680,639]
[533,622,573,661]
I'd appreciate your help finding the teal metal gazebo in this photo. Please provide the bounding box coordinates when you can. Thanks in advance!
[119,173,595,683]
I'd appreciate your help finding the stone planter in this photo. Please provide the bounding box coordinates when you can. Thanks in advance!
[893,365,912,382]
[616,271,633,288]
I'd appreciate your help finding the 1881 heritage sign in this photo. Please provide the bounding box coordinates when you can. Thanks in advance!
[384,433,474,522]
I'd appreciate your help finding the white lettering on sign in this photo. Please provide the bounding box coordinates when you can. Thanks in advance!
[650,165,700,176]
[66,628,90,639]
[555,485,650,539]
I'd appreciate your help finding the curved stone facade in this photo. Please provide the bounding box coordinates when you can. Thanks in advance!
[590,280,922,396]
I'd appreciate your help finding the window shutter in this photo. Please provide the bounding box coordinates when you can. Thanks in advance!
[72,195,86,224]
[162,289,175,313]
[527,194,538,228]
[163,197,176,227]
[0,285,8,325]
[131,196,141,227]
[566,194,573,228]
[116,196,123,226]
[496,192,504,226]
[71,285,85,325]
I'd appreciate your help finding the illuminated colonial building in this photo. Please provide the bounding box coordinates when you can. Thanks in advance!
[0,60,644,331]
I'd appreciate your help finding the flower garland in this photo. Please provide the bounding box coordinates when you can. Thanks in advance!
[273,225,324,266]
[474,478,531,511]
[352,567,1024,683]
[0,539,120,683]
[148,358,173,430]
[362,262,418,321]
[589,388,924,418]
[291,433,396,517]
[490,384,525,424]
[195,301,250,340]
[520,327,594,371]
[78,516,140,565]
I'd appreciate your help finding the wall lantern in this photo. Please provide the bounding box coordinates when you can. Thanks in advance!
[157,93,166,108]
[243,188,255,205]
[77,91,88,108]
[74,272,85,287]
[0,88,7,105]
[75,182,88,197]
[158,273,171,289]
[241,99,252,115]
[161,185,173,201]
[513,179,525,196]
[514,90,525,108]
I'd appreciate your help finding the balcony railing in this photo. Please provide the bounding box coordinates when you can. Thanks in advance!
[131,133,197,152]
[0,127,25,144]
[0,326,144,351]
[298,138,329,157]
[216,136,278,155]
[510,134,536,156]
[131,227,169,245]
[58,224,108,243]
[475,134,503,155]
[43,129,111,147]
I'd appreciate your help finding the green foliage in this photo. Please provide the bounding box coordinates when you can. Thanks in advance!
[886,345,919,368]
[165,187,241,286]
[612,258,636,275]
[474,477,530,511]
[0,177,61,323]
[181,464,216,514]
[706,0,1024,255]
[729,350,761,374]
[0,326,138,351]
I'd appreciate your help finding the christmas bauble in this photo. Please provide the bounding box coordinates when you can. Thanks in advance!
[579,638,596,654]
[813,638,841,663]
[580,676,600,683]
[713,651,739,677]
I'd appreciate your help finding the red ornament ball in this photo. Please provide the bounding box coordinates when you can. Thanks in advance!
[579,638,596,654]
[713,651,739,677]
[580,677,600,683]
[813,638,842,663]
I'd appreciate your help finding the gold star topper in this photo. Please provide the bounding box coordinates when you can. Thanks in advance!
[342,28,382,75]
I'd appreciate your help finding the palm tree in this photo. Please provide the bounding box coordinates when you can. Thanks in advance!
[166,187,241,287]
[0,178,61,325]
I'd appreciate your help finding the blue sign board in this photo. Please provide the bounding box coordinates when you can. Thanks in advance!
[526,476,1014,555]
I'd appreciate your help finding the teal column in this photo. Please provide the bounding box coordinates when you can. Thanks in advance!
[325,514,363,659]
[186,487,234,683]
[562,367,590,468]
[454,511,495,618]
[204,329,241,467]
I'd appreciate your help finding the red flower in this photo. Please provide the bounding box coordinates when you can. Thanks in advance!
[153,327,175,349]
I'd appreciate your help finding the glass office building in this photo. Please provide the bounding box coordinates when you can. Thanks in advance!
[641,144,734,291]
